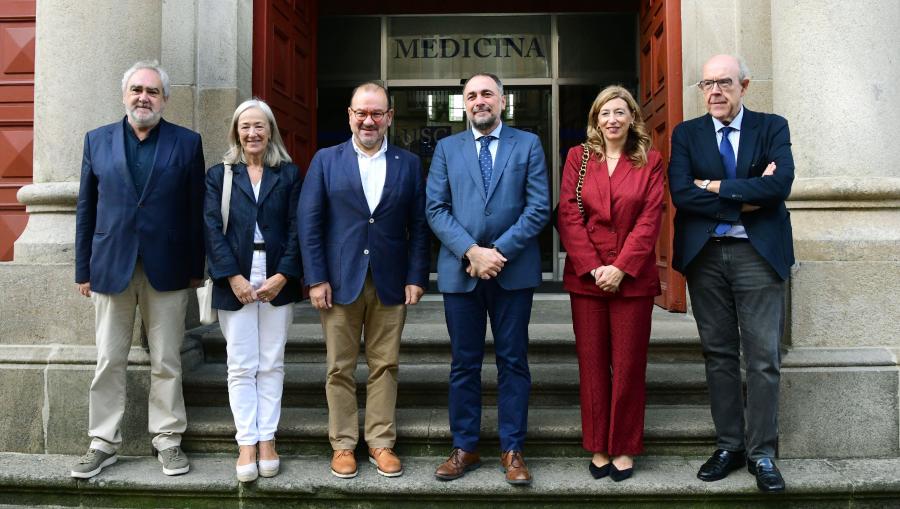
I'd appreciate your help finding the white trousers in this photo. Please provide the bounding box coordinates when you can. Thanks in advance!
[218,252,293,445]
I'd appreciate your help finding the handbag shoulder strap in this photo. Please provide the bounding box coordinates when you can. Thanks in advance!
[575,143,590,222]
[221,163,233,234]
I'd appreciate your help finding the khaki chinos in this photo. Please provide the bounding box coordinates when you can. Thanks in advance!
[88,261,188,454]
[322,274,406,450]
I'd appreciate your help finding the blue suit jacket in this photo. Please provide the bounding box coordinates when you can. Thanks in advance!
[75,118,205,293]
[668,108,795,280]
[298,140,430,306]
[426,125,551,293]
[204,162,303,311]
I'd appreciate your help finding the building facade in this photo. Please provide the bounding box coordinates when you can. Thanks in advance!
[0,0,897,459]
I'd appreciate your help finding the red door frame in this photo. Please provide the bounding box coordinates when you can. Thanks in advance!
[0,0,35,261]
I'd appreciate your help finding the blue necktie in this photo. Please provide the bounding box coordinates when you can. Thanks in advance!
[478,135,496,195]
[715,126,736,235]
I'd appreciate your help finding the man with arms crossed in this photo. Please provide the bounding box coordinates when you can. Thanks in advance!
[668,54,794,493]
[426,72,550,485]
[72,60,205,478]
[298,82,430,479]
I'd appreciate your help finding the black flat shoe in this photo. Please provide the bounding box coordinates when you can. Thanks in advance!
[697,449,746,482]
[748,458,786,493]
[588,460,610,479]
[609,462,633,482]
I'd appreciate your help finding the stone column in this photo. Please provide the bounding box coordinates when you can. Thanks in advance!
[772,0,900,458]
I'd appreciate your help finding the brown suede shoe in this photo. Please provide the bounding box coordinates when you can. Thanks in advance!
[434,448,481,481]
[368,447,403,477]
[330,449,357,479]
[501,451,532,486]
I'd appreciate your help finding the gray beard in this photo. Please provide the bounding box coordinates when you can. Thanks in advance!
[127,108,161,129]
[471,113,498,131]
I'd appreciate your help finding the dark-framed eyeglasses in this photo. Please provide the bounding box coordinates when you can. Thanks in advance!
[350,109,389,122]
[696,78,735,92]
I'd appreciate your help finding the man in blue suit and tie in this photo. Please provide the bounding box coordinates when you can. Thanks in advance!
[668,55,794,493]
[298,82,430,479]
[72,61,205,478]
[427,73,550,485]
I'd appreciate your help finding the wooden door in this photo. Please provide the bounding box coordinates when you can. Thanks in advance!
[640,0,686,311]
[252,0,317,170]
[0,0,35,261]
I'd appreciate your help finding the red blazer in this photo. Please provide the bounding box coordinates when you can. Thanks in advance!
[558,145,665,297]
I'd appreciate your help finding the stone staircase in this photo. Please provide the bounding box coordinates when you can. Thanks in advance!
[3,295,900,507]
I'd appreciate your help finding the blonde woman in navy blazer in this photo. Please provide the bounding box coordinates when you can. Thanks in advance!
[204,99,302,482]
[557,86,664,482]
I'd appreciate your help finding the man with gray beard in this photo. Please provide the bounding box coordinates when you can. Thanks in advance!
[72,60,205,478]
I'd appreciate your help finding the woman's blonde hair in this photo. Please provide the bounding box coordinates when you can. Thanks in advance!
[223,98,292,167]
[585,85,651,167]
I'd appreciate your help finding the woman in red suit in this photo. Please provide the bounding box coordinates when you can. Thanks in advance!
[558,85,664,481]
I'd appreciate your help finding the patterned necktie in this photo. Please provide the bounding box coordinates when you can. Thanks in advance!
[715,126,736,235]
[478,135,496,195]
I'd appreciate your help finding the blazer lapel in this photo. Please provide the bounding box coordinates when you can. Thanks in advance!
[256,164,281,206]
[486,127,515,202]
[373,145,401,214]
[142,120,175,202]
[735,108,758,178]
[232,164,256,202]
[459,130,486,201]
[588,156,612,222]
[697,114,727,178]
[339,139,370,212]
[110,119,138,201]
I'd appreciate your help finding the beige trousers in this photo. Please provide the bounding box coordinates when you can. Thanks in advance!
[322,274,406,450]
[88,261,189,453]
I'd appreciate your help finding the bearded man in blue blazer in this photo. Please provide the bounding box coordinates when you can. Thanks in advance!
[668,54,794,493]
[427,73,550,486]
[298,82,430,479]
[72,61,205,479]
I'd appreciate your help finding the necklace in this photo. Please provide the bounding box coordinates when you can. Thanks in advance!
[605,154,621,159]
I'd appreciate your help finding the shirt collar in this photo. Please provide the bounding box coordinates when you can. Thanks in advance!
[472,122,503,141]
[712,106,744,133]
[351,135,388,159]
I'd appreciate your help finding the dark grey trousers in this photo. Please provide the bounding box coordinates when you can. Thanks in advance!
[686,239,786,460]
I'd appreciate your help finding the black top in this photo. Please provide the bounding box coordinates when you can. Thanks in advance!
[123,117,161,198]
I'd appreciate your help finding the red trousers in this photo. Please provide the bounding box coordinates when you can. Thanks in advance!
[570,293,654,455]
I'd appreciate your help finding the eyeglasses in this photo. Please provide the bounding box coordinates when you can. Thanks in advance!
[696,78,735,92]
[350,109,389,122]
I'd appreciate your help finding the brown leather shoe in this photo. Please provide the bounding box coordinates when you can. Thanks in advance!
[434,448,481,481]
[368,447,403,477]
[330,449,357,479]
[501,451,532,485]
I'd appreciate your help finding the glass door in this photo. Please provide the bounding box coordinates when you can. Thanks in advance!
[389,86,554,274]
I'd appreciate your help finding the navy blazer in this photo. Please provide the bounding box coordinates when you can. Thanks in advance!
[297,140,430,306]
[668,108,795,280]
[426,125,551,293]
[204,162,303,311]
[75,118,205,293]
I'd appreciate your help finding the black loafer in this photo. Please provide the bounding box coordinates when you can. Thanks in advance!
[748,458,786,493]
[697,449,747,482]
[589,460,610,479]
[609,463,633,482]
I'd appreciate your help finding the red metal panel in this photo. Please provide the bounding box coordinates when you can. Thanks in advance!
[640,0,685,312]
[0,0,34,261]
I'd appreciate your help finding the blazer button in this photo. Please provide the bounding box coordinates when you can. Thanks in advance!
[588,226,594,232]
[369,218,375,224]
[364,249,369,255]
[485,210,491,216]
[608,250,616,256]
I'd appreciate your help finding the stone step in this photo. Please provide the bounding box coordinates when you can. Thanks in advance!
[182,361,711,407]
[182,405,715,457]
[3,452,899,508]
[193,304,703,364]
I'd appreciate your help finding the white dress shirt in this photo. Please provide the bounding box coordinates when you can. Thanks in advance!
[351,136,388,213]
[711,106,748,238]
[472,122,502,165]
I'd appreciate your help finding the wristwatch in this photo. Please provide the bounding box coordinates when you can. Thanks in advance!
[700,179,711,190]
